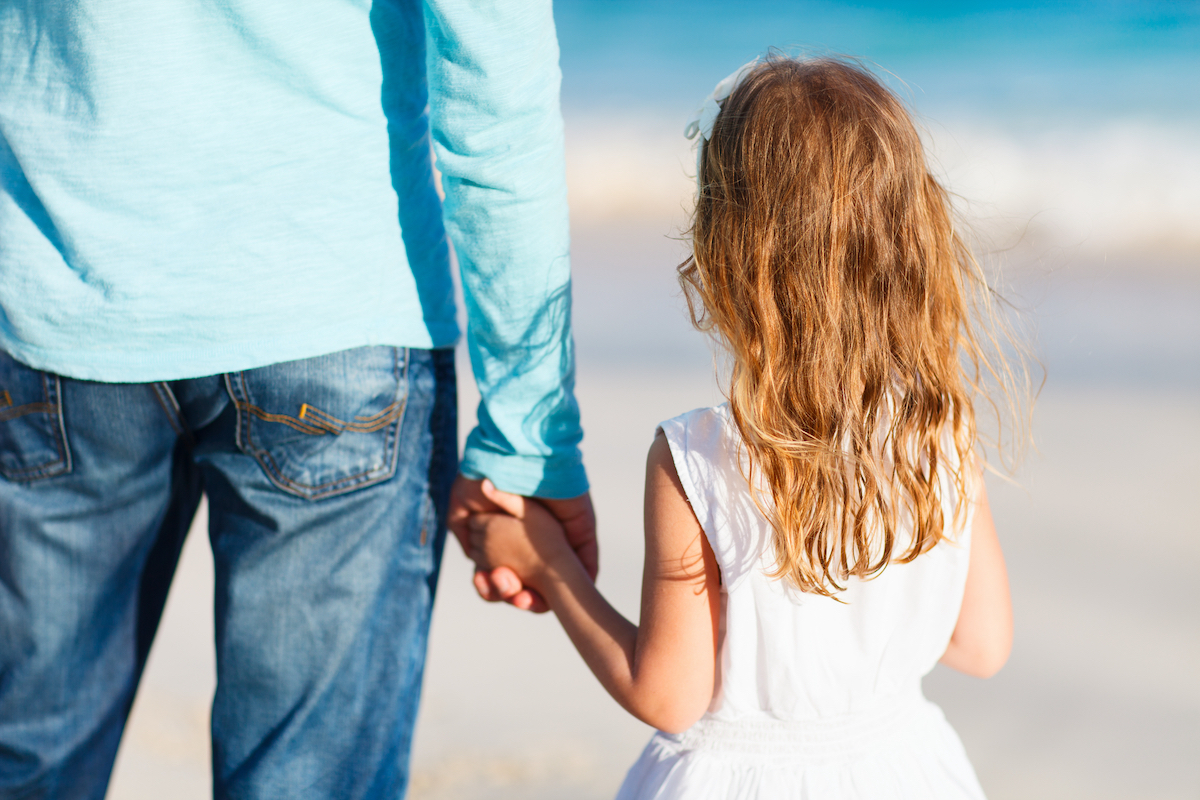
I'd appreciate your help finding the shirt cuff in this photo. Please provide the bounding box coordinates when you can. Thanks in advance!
[459,440,589,500]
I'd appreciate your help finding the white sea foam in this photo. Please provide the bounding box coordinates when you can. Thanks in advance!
[564,111,1200,263]
[924,118,1200,259]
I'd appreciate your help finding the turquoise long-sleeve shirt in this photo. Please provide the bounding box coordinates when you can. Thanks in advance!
[0,0,586,498]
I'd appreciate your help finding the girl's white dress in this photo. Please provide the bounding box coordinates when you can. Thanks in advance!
[616,405,987,800]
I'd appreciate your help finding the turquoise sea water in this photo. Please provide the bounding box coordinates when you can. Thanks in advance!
[555,1,1200,125]
[553,1,1200,277]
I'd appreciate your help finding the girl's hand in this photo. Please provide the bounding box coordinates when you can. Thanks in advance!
[467,480,579,592]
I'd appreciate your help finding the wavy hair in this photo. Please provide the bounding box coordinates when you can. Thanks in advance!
[680,57,1023,596]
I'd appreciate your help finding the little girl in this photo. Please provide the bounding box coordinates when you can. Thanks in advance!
[468,56,1015,799]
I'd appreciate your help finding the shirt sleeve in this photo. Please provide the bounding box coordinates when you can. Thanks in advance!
[422,0,587,499]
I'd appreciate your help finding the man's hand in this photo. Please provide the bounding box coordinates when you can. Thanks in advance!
[446,474,597,612]
[466,482,577,596]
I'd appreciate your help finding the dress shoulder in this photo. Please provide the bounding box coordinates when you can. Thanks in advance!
[659,405,769,591]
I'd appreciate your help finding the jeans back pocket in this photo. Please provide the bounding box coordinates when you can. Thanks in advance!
[0,352,72,482]
[226,347,408,500]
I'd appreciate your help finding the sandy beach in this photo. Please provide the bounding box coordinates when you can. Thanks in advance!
[106,219,1199,799]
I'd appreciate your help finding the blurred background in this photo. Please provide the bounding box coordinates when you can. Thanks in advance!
[109,2,1199,798]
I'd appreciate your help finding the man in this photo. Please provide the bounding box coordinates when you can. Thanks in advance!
[0,1,592,797]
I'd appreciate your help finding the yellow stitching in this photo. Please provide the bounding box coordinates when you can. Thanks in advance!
[352,405,402,424]
[292,401,405,433]
[237,402,328,435]
[292,406,343,434]
[238,399,404,436]
[0,402,56,422]
[0,390,11,409]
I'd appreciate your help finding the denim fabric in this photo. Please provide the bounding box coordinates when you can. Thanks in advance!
[0,346,456,799]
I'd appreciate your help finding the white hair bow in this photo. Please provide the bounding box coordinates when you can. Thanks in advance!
[684,58,762,142]
[684,58,761,189]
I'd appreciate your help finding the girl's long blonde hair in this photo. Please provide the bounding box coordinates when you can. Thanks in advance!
[681,56,1021,597]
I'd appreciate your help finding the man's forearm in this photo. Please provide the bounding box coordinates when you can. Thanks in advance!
[424,0,586,498]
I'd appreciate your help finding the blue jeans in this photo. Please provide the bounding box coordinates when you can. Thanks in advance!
[0,346,456,799]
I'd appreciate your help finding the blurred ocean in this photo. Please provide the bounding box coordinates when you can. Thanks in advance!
[557,0,1200,260]
[107,4,1198,800]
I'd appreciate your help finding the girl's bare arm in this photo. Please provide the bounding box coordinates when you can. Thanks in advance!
[470,432,720,733]
[939,481,1013,678]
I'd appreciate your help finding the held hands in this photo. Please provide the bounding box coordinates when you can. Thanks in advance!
[446,475,597,613]
[466,481,579,596]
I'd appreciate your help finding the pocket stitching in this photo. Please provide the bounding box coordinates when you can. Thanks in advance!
[234,398,406,436]
[0,372,71,481]
[227,349,410,500]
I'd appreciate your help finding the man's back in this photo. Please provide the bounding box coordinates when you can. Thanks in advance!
[0,0,452,381]
[0,3,589,795]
